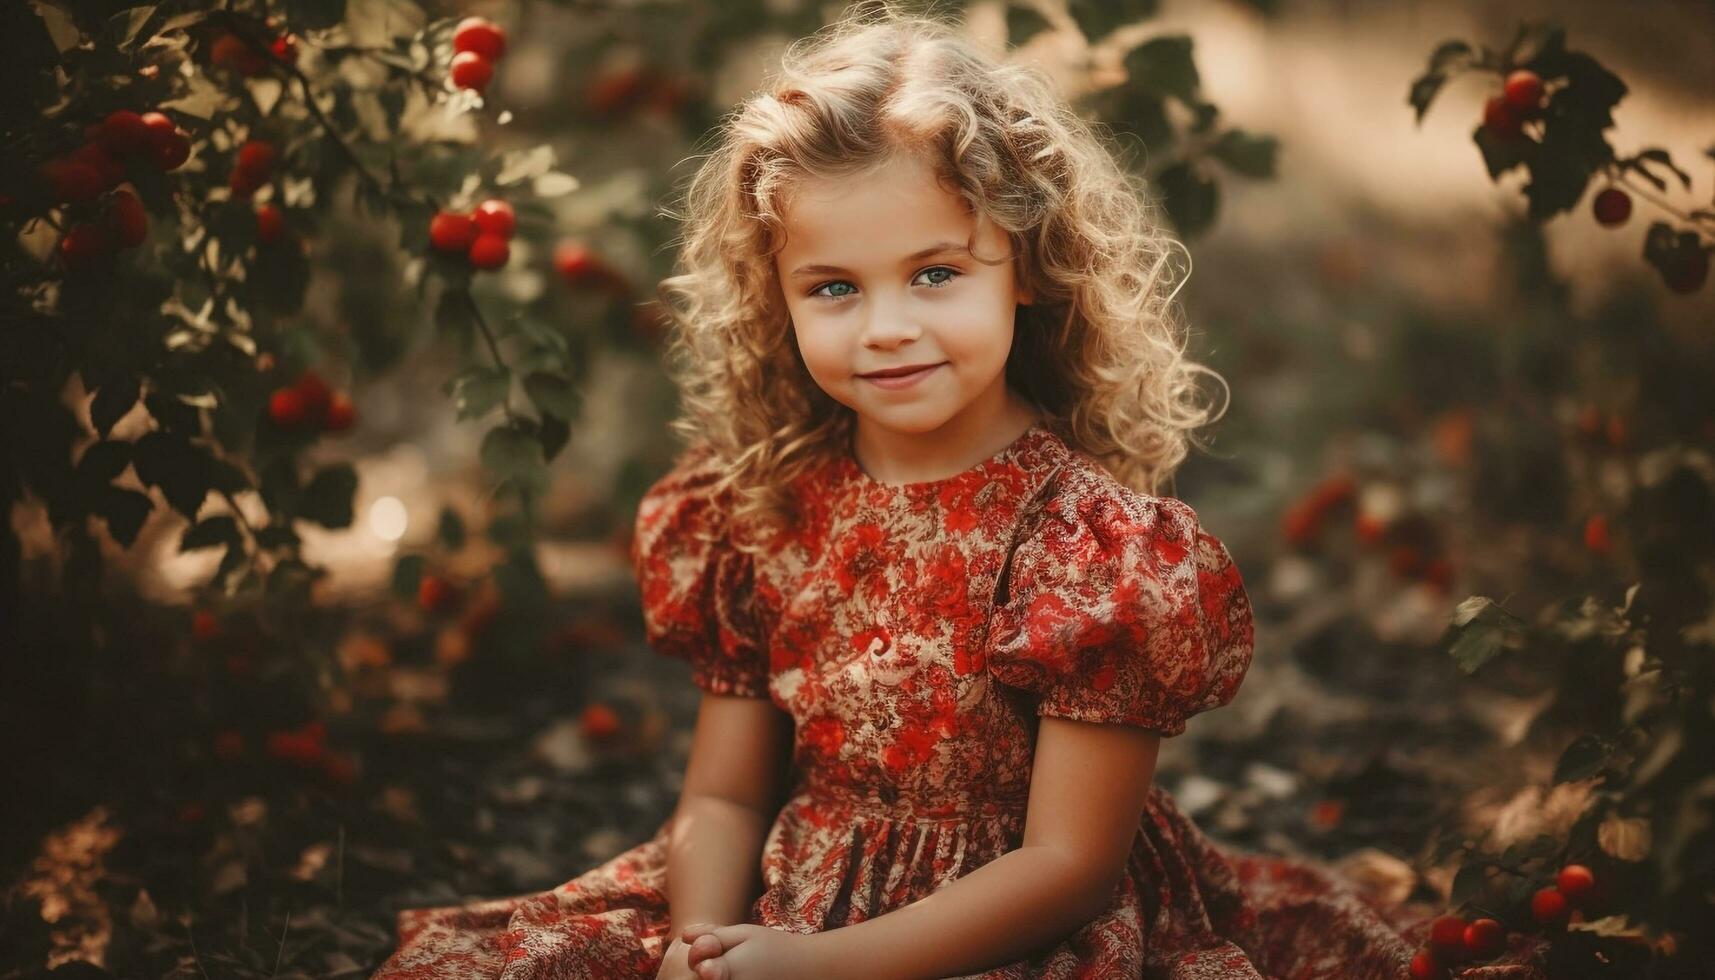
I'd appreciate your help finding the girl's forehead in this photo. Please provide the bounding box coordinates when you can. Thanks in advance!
[776,155,984,255]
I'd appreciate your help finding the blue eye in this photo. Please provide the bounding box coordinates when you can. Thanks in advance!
[808,266,962,301]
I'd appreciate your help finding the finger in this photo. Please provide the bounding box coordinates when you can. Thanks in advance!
[694,956,727,980]
[679,922,717,941]
[686,933,723,967]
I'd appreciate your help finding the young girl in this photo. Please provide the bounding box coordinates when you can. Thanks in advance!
[374,5,1550,979]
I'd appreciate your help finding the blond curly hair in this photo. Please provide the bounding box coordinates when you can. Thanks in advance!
[655,0,1230,543]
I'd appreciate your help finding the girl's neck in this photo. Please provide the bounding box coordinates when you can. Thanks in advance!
[850,388,1042,486]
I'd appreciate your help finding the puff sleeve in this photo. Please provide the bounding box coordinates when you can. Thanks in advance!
[630,444,771,698]
[985,470,1255,736]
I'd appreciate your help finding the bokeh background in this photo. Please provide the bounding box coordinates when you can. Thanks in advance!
[4,0,1713,976]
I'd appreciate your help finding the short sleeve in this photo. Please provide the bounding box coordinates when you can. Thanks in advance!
[630,444,771,698]
[985,470,1255,736]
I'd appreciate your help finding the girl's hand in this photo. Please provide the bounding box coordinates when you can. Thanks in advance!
[654,936,705,980]
[678,922,824,980]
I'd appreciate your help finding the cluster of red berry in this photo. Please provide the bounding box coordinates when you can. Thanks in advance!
[206,26,298,77]
[1479,69,1544,140]
[429,199,517,270]
[228,138,277,199]
[448,17,508,94]
[42,109,192,269]
[1409,864,1600,978]
[267,371,355,434]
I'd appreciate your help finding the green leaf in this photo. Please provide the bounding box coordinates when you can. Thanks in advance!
[481,425,547,493]
[1124,35,1199,104]
[132,432,212,520]
[391,553,425,599]
[266,557,318,599]
[300,463,358,528]
[90,376,140,437]
[255,524,301,550]
[436,507,466,550]
[1554,734,1614,784]
[523,371,580,421]
[77,440,132,485]
[252,235,312,314]
[1068,0,1158,43]
[1408,40,1473,124]
[181,515,239,552]
[447,367,510,420]
[1209,129,1278,178]
[493,554,548,611]
[1006,3,1054,46]
[1445,595,1528,674]
[536,413,571,463]
[100,487,154,547]
[1155,161,1219,239]
[106,6,158,51]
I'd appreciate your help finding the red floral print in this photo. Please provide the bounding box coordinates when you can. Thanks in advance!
[371,423,1549,980]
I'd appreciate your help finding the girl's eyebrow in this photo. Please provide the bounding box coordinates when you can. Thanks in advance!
[788,241,968,278]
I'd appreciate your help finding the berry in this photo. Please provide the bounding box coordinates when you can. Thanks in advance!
[1482,95,1522,137]
[268,387,308,428]
[294,370,330,420]
[41,158,104,203]
[255,203,284,243]
[429,211,478,252]
[237,139,278,180]
[1408,949,1446,980]
[1502,69,1544,111]
[1591,187,1631,227]
[1556,864,1596,904]
[59,223,114,269]
[418,574,458,614]
[213,731,245,760]
[1463,918,1505,958]
[1662,249,1709,295]
[452,17,507,61]
[192,609,220,642]
[467,232,510,270]
[1530,887,1569,926]
[72,141,127,191]
[107,189,149,248]
[1388,545,1423,578]
[580,703,622,741]
[471,198,515,238]
[587,67,647,115]
[450,50,494,92]
[100,109,152,154]
[553,240,607,284]
[145,118,190,171]
[269,33,299,65]
[229,166,263,199]
[1428,914,1467,955]
[1583,514,1611,555]
[210,32,268,76]
[265,731,323,766]
[322,392,356,433]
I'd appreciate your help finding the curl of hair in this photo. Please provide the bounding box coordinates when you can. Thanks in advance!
[656,0,1231,551]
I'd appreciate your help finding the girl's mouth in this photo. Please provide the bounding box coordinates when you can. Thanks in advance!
[860,363,944,389]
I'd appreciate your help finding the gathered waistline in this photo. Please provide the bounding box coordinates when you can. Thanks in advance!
[789,778,1029,824]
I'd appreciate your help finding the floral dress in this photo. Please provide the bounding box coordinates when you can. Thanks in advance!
[371,423,1548,980]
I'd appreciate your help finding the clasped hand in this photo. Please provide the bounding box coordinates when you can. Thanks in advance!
[669,922,823,980]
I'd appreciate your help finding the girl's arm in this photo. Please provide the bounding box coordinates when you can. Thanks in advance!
[666,691,795,937]
[801,718,1162,980]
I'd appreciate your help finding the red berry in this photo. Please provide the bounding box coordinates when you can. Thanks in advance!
[418,574,458,614]
[1663,249,1709,295]
[553,240,607,284]
[255,203,285,243]
[321,751,358,785]
[299,719,327,743]
[1463,917,1505,958]
[72,141,127,191]
[229,166,263,199]
[1583,514,1611,555]
[1388,545,1423,578]
[1408,949,1446,980]
[450,50,494,92]
[107,189,149,248]
[41,158,104,203]
[237,140,277,180]
[192,609,220,642]
[429,210,478,252]
[1556,864,1596,904]
[101,109,152,154]
[269,33,298,65]
[467,232,510,270]
[1482,95,1522,137]
[210,32,268,76]
[294,371,332,420]
[1502,69,1544,111]
[452,17,507,61]
[1428,914,1467,954]
[59,223,114,269]
[1530,887,1568,926]
[580,703,622,741]
[148,125,191,171]
[322,392,356,433]
[471,198,515,238]
[1591,187,1631,227]
[587,67,647,115]
[268,387,308,428]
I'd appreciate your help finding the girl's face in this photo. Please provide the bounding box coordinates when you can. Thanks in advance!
[775,152,1033,446]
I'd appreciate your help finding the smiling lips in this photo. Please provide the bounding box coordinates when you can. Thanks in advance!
[859,362,944,389]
